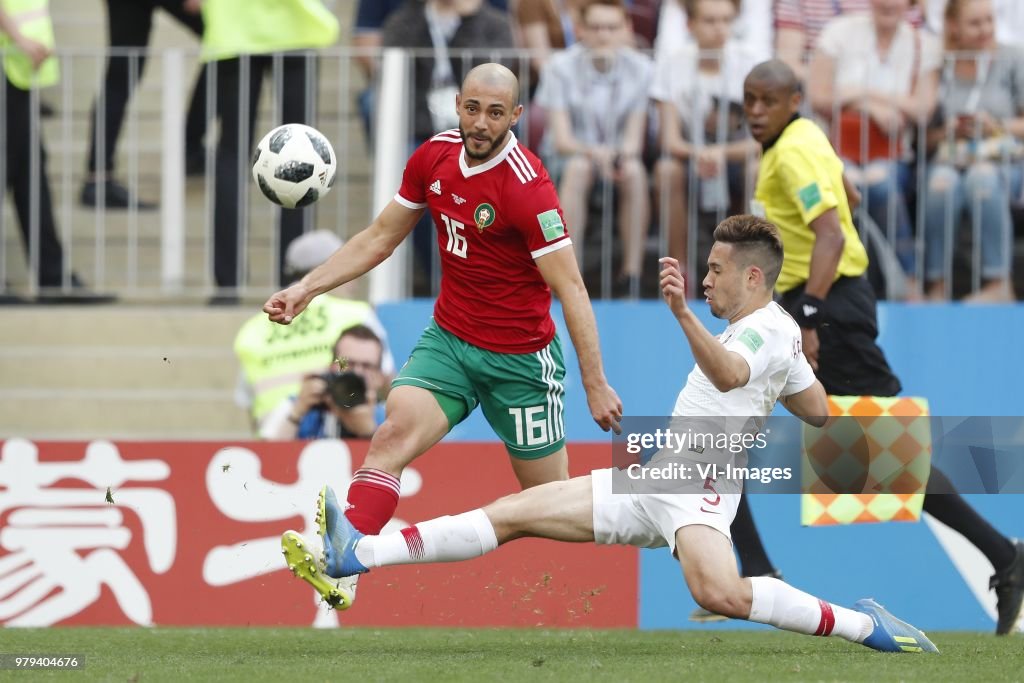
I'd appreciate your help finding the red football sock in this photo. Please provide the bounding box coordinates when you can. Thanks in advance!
[345,468,400,534]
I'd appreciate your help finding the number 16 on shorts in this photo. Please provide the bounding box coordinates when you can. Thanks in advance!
[508,406,552,446]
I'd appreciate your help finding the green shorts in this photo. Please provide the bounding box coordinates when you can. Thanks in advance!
[393,319,566,459]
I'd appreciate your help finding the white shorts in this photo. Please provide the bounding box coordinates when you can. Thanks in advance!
[591,466,741,553]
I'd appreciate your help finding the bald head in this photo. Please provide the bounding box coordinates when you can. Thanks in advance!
[744,59,801,97]
[462,63,520,107]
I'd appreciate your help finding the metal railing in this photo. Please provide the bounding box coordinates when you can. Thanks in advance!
[1,45,1020,302]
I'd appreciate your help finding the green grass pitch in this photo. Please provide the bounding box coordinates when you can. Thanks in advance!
[1,628,1018,682]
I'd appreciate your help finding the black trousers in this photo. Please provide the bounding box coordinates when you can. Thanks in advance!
[779,275,902,396]
[87,0,208,174]
[211,54,315,289]
[4,78,67,287]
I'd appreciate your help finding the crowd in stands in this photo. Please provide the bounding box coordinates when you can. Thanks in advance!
[355,0,1024,302]
[3,0,1024,303]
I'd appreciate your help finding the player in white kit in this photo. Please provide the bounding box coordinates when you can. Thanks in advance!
[282,215,937,654]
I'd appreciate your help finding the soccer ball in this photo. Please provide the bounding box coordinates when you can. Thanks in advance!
[252,123,337,209]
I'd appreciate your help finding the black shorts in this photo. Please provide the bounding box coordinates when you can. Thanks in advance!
[780,276,902,397]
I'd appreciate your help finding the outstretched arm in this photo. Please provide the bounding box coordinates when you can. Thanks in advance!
[779,380,828,427]
[536,245,622,434]
[659,257,750,392]
[263,200,422,324]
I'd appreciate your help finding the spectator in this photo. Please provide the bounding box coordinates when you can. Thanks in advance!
[0,2,113,304]
[650,0,760,281]
[655,0,773,65]
[534,0,652,297]
[80,0,211,211]
[774,0,922,80]
[922,0,1024,45]
[381,0,515,295]
[923,0,1023,301]
[513,0,583,91]
[352,0,404,141]
[353,0,508,140]
[261,324,387,440]
[808,0,941,298]
[383,0,514,144]
[199,0,339,301]
[234,230,394,434]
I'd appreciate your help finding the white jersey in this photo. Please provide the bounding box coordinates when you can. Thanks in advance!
[673,302,816,418]
[592,301,818,552]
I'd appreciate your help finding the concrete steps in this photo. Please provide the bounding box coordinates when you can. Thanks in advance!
[0,348,237,390]
[0,307,255,439]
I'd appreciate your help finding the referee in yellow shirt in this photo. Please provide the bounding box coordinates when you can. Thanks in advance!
[698,59,1024,636]
[745,59,899,396]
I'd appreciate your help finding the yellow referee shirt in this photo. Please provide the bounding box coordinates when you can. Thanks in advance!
[753,117,868,294]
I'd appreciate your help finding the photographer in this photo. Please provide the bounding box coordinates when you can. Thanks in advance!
[260,325,387,440]
[234,230,394,435]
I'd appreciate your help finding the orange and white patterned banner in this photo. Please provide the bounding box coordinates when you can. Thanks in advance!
[801,396,931,526]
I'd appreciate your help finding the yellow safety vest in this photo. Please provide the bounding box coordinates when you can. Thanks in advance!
[1,0,58,89]
[234,296,377,423]
[201,0,339,62]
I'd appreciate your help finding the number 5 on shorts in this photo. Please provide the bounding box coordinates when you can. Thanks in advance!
[508,406,550,446]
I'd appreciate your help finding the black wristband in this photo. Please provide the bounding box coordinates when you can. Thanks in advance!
[793,293,825,329]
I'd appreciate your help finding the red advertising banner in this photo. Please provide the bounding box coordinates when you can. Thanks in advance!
[0,439,636,628]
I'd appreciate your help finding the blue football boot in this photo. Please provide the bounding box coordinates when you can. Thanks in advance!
[855,598,939,653]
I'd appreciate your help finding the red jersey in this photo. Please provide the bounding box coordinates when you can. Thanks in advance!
[395,130,572,353]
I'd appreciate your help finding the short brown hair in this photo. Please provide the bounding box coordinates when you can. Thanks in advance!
[685,0,741,19]
[712,214,784,288]
[580,0,627,21]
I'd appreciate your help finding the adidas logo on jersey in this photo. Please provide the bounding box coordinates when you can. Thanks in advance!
[429,179,442,195]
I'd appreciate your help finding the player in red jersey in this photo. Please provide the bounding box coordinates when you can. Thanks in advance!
[264,63,622,609]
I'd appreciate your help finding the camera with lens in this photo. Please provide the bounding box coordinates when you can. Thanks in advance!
[321,371,368,408]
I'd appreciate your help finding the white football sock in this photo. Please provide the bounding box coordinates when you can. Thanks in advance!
[749,576,873,643]
[354,508,499,568]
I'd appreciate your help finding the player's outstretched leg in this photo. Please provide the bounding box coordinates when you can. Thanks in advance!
[339,477,592,575]
[282,477,594,607]
[280,485,367,609]
[677,525,938,653]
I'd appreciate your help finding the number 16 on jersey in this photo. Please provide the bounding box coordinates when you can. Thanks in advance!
[441,214,467,259]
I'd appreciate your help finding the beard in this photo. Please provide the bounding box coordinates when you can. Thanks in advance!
[460,124,509,160]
